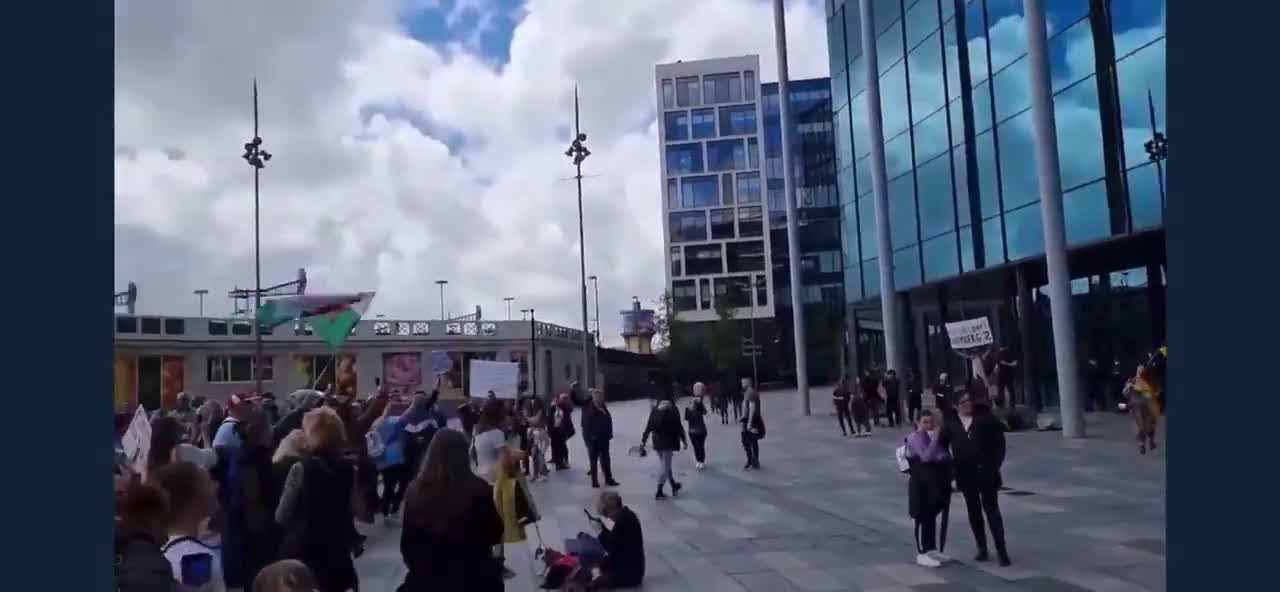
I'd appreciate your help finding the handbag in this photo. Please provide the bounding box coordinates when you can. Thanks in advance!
[895,438,910,473]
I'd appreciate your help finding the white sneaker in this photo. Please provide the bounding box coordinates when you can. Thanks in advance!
[915,553,942,568]
[696,462,705,470]
[928,551,950,563]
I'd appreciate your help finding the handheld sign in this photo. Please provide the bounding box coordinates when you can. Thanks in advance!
[467,360,520,399]
[944,317,994,350]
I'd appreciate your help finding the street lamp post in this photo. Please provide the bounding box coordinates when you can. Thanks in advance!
[194,289,209,317]
[588,275,601,344]
[504,297,515,320]
[565,86,594,387]
[241,79,273,397]
[524,308,538,398]
[435,280,448,320]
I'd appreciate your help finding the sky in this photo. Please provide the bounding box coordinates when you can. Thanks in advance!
[113,0,832,348]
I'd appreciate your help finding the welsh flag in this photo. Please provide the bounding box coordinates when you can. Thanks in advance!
[257,292,376,348]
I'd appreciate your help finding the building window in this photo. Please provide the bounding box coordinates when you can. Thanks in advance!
[668,211,708,242]
[691,108,716,139]
[231,321,253,336]
[664,111,689,141]
[744,71,756,100]
[706,139,747,172]
[699,278,712,309]
[676,77,700,107]
[718,105,757,136]
[714,276,752,308]
[738,206,763,237]
[140,317,162,334]
[710,208,735,239]
[116,316,137,333]
[680,175,719,208]
[666,178,679,210]
[207,355,274,383]
[665,143,704,175]
[670,247,683,276]
[721,173,735,204]
[747,137,760,169]
[164,318,186,335]
[672,280,697,311]
[684,244,724,275]
[208,320,229,335]
[755,274,768,306]
[661,79,675,109]
[735,172,762,204]
[726,240,766,273]
[703,72,743,104]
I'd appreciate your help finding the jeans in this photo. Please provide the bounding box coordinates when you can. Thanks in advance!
[690,432,707,463]
[655,450,675,486]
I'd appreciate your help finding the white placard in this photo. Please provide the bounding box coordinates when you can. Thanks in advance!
[121,406,152,475]
[468,359,519,399]
[944,317,994,350]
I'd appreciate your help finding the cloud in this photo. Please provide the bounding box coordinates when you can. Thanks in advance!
[114,0,830,346]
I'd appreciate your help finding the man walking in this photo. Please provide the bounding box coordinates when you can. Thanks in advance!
[582,388,620,488]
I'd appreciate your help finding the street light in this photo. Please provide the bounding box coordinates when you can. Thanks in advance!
[435,280,448,320]
[241,79,273,396]
[565,86,594,387]
[588,275,600,344]
[193,289,209,317]
[504,297,515,320]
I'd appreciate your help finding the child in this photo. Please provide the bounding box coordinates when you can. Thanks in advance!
[149,461,225,591]
[528,411,551,482]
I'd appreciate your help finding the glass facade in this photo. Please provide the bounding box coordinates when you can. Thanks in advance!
[826,0,1166,305]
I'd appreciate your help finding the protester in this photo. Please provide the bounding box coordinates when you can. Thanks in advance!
[906,369,924,424]
[850,384,873,437]
[171,393,200,443]
[549,393,576,470]
[833,376,853,437]
[494,442,540,556]
[403,390,445,476]
[457,399,480,437]
[275,408,362,592]
[116,479,177,592]
[995,347,1018,407]
[944,393,1011,566]
[151,461,225,591]
[1125,370,1159,454]
[271,391,324,448]
[148,415,217,475]
[883,370,903,428]
[714,379,730,425]
[399,428,504,592]
[684,386,709,469]
[904,410,952,568]
[586,491,645,589]
[730,376,746,422]
[582,388,620,488]
[933,373,955,419]
[860,370,884,427]
[740,384,766,470]
[216,402,277,591]
[330,390,388,526]
[528,410,551,482]
[252,560,318,592]
[641,395,687,500]
[471,398,521,579]
[370,398,412,524]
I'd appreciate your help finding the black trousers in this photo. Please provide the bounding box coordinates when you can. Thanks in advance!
[961,484,1007,551]
[916,515,939,553]
[378,463,410,516]
[731,399,743,421]
[550,433,569,469]
[885,396,901,427]
[907,398,923,423]
[719,400,730,424]
[690,432,707,463]
[740,431,760,467]
[995,380,1016,406]
[586,439,614,483]
[834,401,853,434]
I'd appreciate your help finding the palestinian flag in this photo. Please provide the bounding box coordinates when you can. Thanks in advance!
[256,292,376,348]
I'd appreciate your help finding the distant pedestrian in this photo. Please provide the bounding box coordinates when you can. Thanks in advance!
[641,396,687,500]
[906,370,924,424]
[833,376,854,436]
[740,384,765,469]
[883,370,903,428]
[582,388,619,488]
[684,384,709,469]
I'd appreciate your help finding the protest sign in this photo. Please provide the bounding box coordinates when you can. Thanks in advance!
[121,405,152,475]
[944,317,994,350]
[467,359,519,399]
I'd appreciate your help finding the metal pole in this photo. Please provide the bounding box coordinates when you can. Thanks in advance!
[251,81,264,397]
[772,0,810,414]
[436,281,447,320]
[572,88,593,388]
[505,297,514,320]
[750,283,759,388]
[1023,0,1084,438]
[858,0,903,378]
[529,309,538,398]
[591,276,601,344]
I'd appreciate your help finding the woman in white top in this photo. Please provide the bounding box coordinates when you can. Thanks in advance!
[470,397,520,579]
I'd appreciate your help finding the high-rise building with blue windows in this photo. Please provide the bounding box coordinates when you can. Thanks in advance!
[826,0,1165,408]
[656,57,848,383]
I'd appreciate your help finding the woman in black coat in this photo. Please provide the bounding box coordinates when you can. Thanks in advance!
[943,393,1011,566]
[904,410,952,569]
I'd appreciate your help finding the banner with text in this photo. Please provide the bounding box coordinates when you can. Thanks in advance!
[468,359,520,399]
[944,317,994,350]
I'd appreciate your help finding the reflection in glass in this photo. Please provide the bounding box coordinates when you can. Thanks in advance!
[1048,17,1095,91]
[959,225,976,272]
[888,174,918,249]
[996,110,1038,212]
[904,0,940,49]
[1127,162,1164,230]
[719,105,757,136]
[850,93,871,158]
[666,143,703,175]
[666,178,679,210]
[844,1,863,62]
[1004,201,1045,261]
[664,111,689,142]
[1115,38,1166,169]
[680,175,719,209]
[973,80,994,134]
[876,17,904,71]
[908,31,946,122]
[884,132,913,179]
[913,106,950,164]
[669,211,707,243]
[1054,76,1106,191]
[845,261,862,301]
[858,196,877,260]
[691,108,716,139]
[952,146,971,226]
[922,231,959,281]
[981,216,1005,266]
[706,139,747,172]
[710,208,735,239]
[862,257,880,297]
[1063,180,1110,246]
[880,62,910,137]
[685,244,724,275]
[916,153,955,240]
[662,79,675,109]
[992,56,1030,123]
[975,131,1001,218]
[894,245,922,289]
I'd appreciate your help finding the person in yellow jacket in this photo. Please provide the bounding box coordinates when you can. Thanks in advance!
[494,447,540,545]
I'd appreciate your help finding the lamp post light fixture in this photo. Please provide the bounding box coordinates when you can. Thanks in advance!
[565,86,594,387]
[241,79,273,396]
[504,297,516,320]
[435,280,448,320]
[194,289,209,317]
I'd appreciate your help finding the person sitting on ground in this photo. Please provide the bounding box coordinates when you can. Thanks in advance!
[151,461,226,591]
[587,490,645,589]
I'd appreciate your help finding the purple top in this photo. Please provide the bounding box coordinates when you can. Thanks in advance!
[905,431,949,462]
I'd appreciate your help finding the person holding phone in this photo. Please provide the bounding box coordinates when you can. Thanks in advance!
[582,491,645,589]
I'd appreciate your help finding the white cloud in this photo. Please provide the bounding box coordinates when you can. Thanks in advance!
[114,0,830,345]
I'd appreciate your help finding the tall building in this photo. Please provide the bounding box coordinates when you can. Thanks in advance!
[826,0,1166,408]
[656,57,846,384]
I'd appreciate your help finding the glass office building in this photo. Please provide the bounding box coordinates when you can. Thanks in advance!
[826,0,1165,408]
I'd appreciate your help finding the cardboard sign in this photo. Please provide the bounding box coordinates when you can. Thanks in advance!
[121,406,152,475]
[944,317,994,350]
[467,359,519,399]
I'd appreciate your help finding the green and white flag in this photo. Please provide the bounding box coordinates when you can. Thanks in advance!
[256,292,376,348]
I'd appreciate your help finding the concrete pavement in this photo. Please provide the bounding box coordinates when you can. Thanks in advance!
[354,387,1166,591]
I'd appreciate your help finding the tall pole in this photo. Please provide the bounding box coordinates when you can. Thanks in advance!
[567,87,594,388]
[504,297,515,320]
[750,280,760,388]
[528,308,538,398]
[1024,0,1084,438]
[435,280,448,320]
[772,0,810,414]
[858,0,903,377]
[194,289,208,317]
[241,80,272,397]
[589,275,601,344]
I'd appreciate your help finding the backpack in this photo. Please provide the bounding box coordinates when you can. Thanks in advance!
[365,421,386,459]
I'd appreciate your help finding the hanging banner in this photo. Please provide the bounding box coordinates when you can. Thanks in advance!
[944,317,994,350]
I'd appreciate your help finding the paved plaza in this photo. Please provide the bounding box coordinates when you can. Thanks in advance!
[354,388,1167,591]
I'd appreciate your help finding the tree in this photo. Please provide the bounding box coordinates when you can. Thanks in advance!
[654,290,713,384]
[708,296,742,376]
[653,291,676,351]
